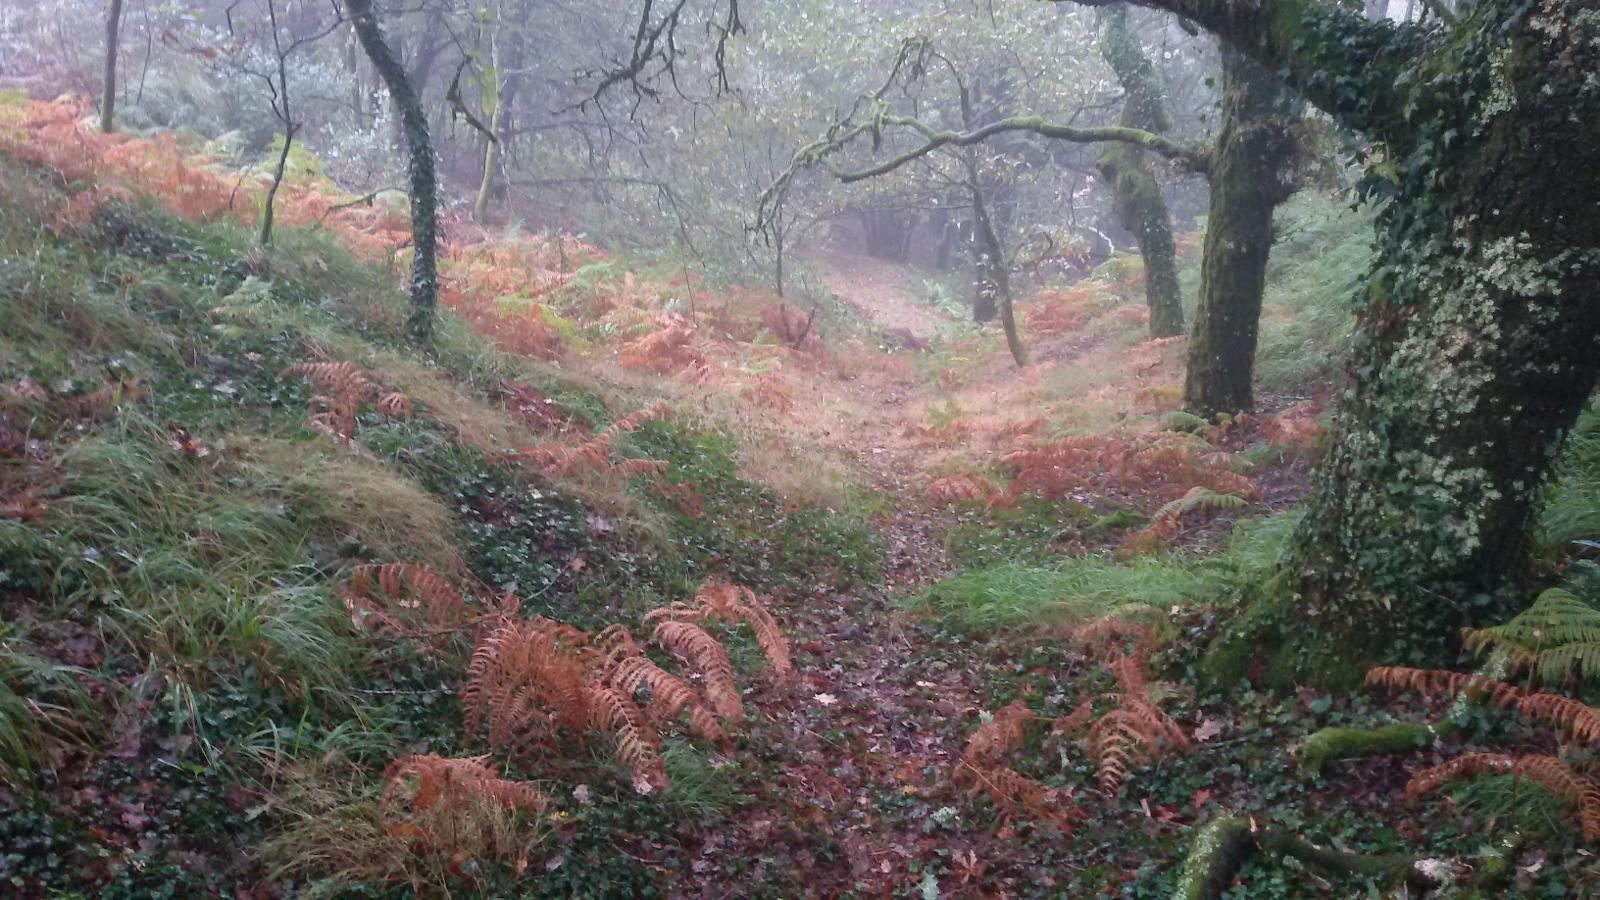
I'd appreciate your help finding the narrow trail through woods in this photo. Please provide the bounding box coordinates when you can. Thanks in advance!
[671,257,1070,895]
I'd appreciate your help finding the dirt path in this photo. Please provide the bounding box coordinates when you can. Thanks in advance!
[673,250,1042,893]
[807,249,960,344]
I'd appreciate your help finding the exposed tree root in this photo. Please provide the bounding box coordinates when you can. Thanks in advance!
[1176,816,1439,899]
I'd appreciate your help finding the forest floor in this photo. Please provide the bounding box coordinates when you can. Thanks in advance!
[3,102,1597,897]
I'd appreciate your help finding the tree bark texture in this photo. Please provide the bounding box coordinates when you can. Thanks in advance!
[346,0,441,344]
[1128,0,1600,686]
[101,0,124,133]
[1098,3,1185,338]
[1182,48,1299,417]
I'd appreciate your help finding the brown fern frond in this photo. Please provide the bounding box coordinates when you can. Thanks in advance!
[70,376,144,422]
[609,458,669,479]
[1059,621,1188,793]
[462,618,591,756]
[651,619,742,724]
[585,682,667,791]
[376,391,412,419]
[281,361,376,399]
[1406,751,1516,799]
[599,402,673,440]
[642,602,706,627]
[1084,701,1189,793]
[1515,692,1600,744]
[1070,616,1156,647]
[926,474,1003,506]
[1406,752,1600,841]
[691,582,793,678]
[281,361,379,443]
[380,754,549,818]
[598,628,727,746]
[953,759,1074,831]
[963,698,1038,766]
[1365,666,1523,708]
[347,563,470,632]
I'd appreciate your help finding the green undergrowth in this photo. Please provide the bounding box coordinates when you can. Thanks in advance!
[1542,402,1600,554]
[911,510,1301,633]
[1234,193,1372,395]
[0,157,878,895]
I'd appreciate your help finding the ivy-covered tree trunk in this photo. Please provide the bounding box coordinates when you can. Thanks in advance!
[1098,3,1184,339]
[1104,0,1600,686]
[1182,48,1298,418]
[346,0,440,344]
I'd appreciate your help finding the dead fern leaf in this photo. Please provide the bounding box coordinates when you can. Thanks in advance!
[691,582,793,678]
[381,754,549,818]
[652,619,742,724]
[584,682,667,792]
[1364,667,1524,708]
[1515,692,1600,744]
[595,625,726,745]
[462,618,593,758]
[963,698,1037,767]
[70,376,144,422]
[926,474,1003,506]
[1057,621,1189,793]
[1406,752,1600,841]
[345,563,471,634]
[377,391,412,419]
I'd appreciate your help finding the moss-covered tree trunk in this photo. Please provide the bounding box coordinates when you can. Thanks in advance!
[1182,48,1299,417]
[1163,0,1600,687]
[1098,3,1184,339]
[346,0,440,344]
[473,4,526,224]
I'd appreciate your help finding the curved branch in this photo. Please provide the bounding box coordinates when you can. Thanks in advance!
[832,113,1210,183]
[1051,0,1427,142]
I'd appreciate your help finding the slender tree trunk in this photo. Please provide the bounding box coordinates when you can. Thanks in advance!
[100,0,124,133]
[1197,0,1600,688]
[259,127,294,246]
[346,0,440,344]
[1098,3,1185,339]
[346,34,367,130]
[473,101,505,224]
[966,158,1027,367]
[1182,48,1299,418]
[258,0,295,247]
[474,4,526,224]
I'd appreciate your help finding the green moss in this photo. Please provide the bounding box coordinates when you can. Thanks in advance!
[1298,722,1447,776]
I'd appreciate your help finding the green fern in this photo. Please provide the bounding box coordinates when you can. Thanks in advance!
[1158,411,1209,434]
[1464,588,1600,685]
[1150,486,1249,523]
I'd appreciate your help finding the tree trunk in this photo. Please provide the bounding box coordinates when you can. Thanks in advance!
[474,4,526,224]
[100,0,123,133]
[1098,3,1184,339]
[1182,48,1299,418]
[967,158,1027,367]
[1198,0,1600,688]
[258,0,295,247]
[346,0,440,344]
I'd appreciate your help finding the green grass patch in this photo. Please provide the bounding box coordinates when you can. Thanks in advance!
[914,510,1302,632]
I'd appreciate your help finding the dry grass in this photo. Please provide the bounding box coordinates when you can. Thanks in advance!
[366,353,542,451]
[237,437,466,574]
